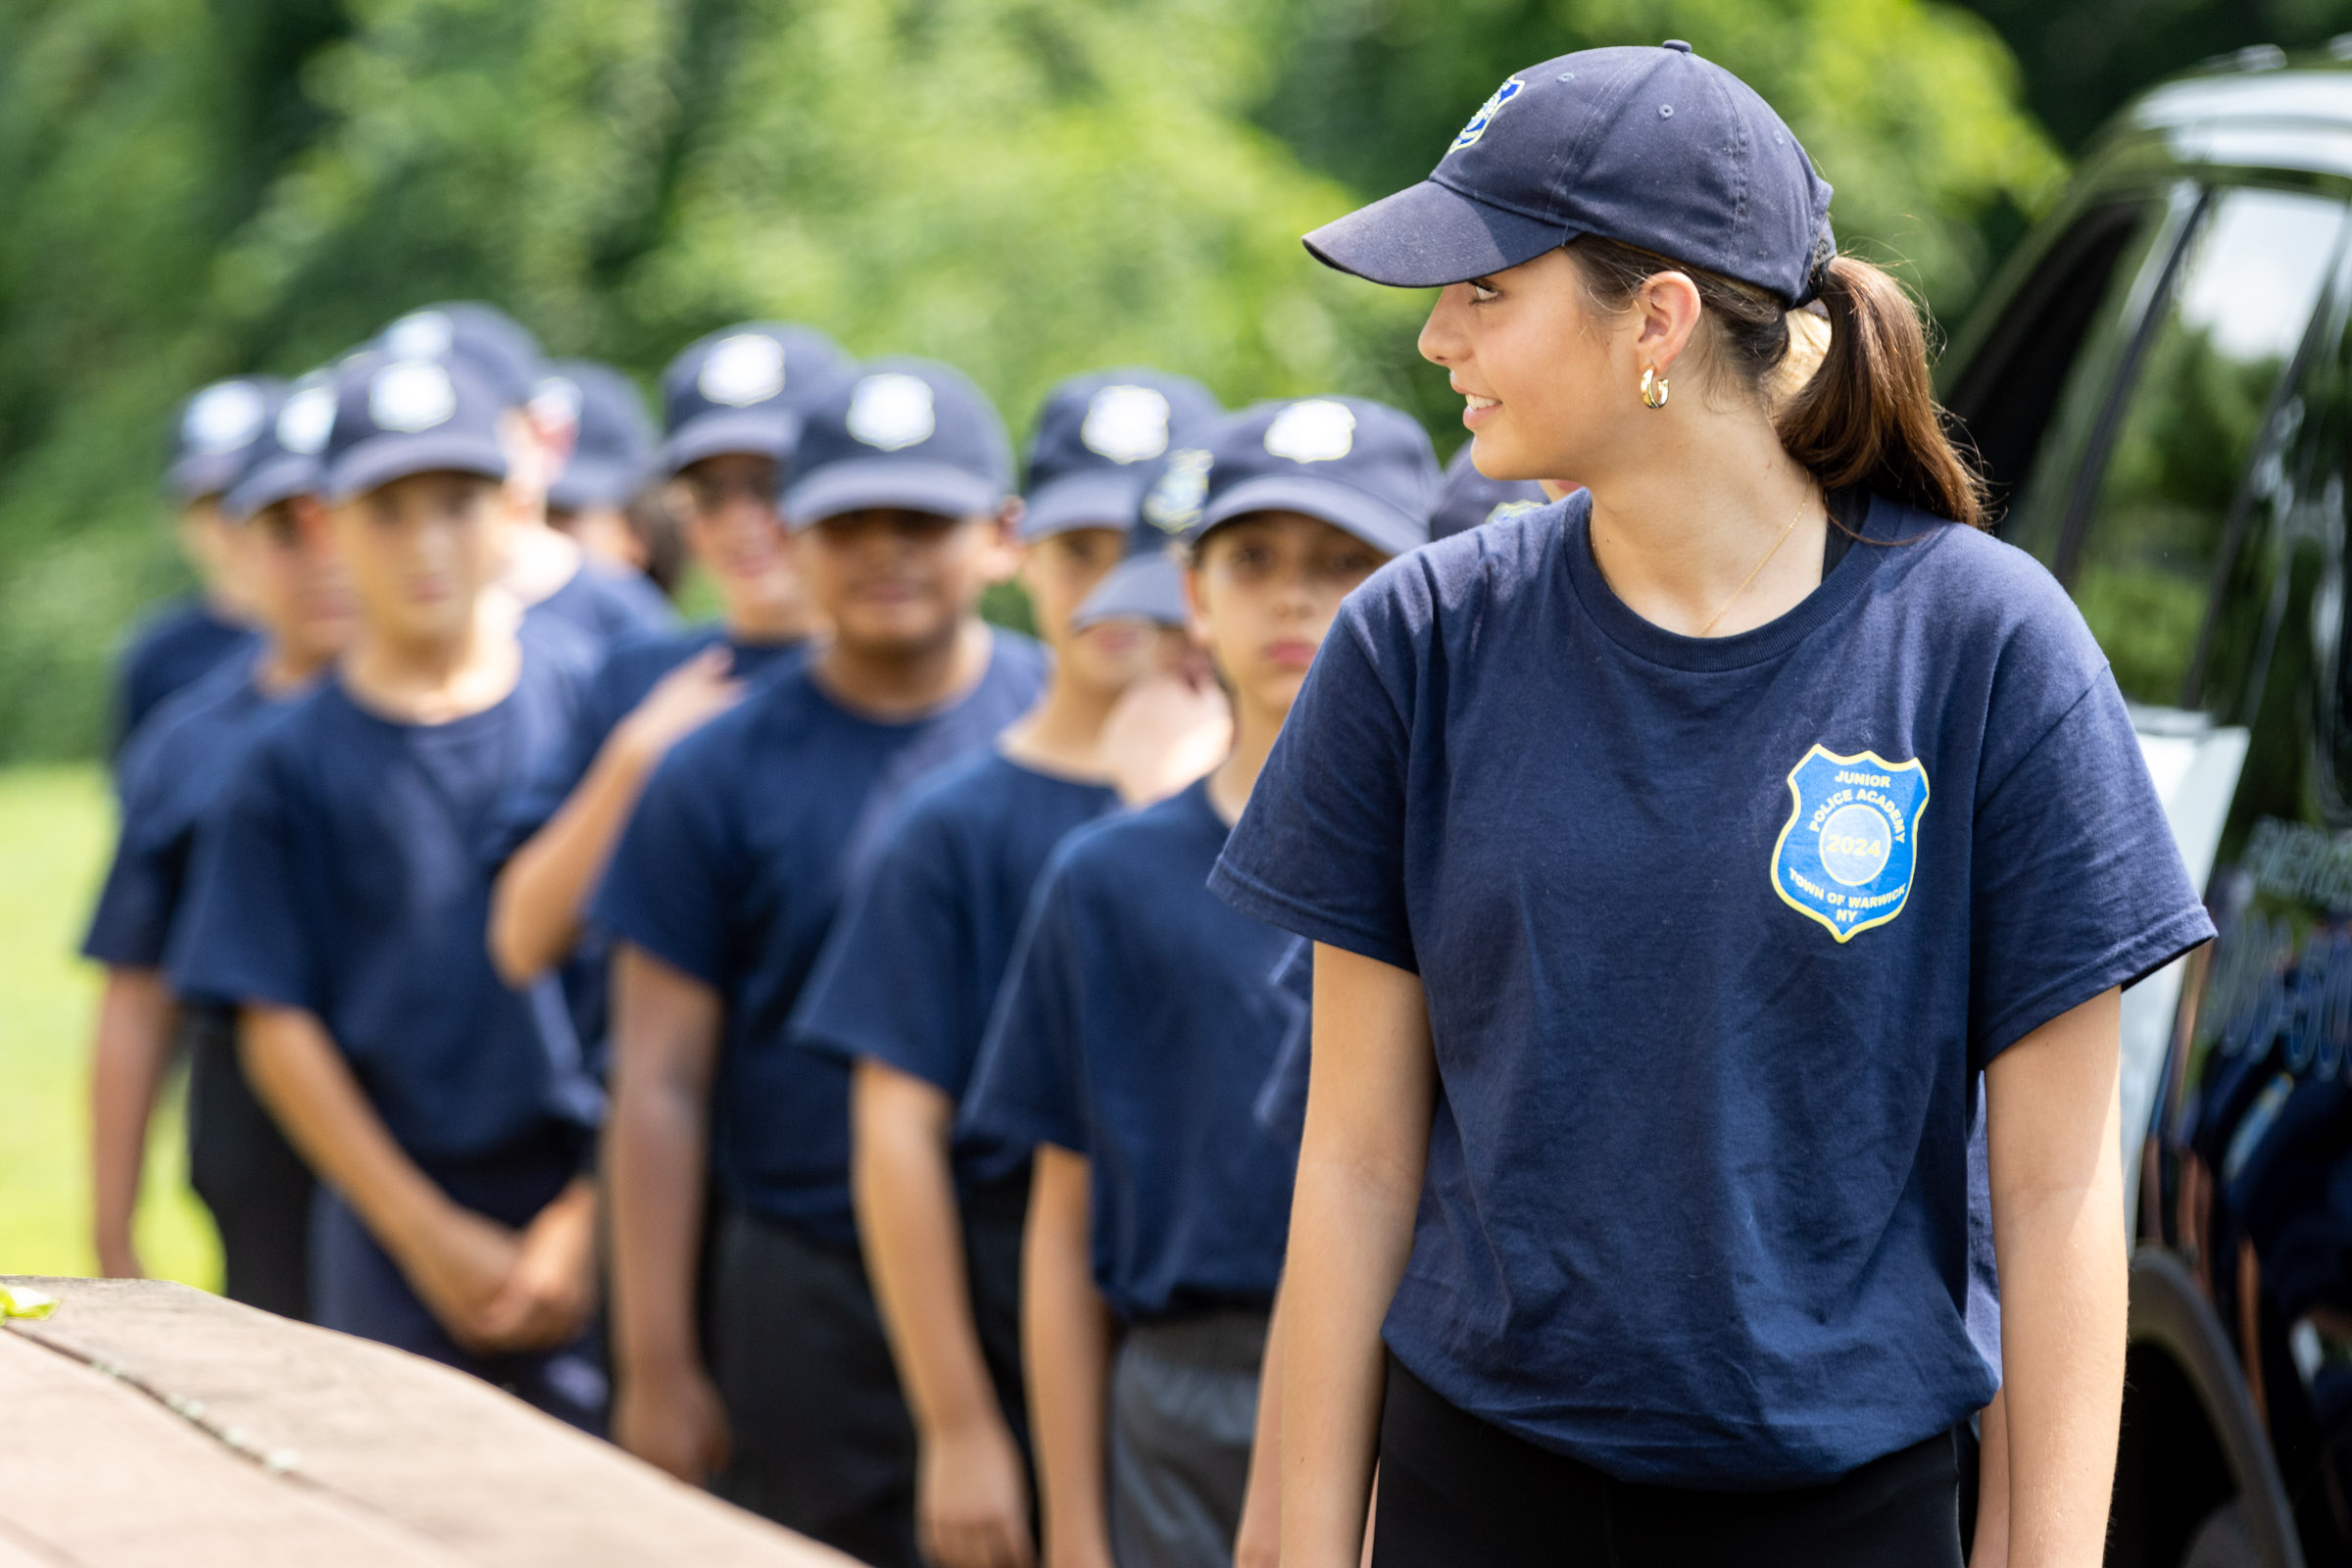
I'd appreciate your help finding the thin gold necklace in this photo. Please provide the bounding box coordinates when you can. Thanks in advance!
[1696,487,1817,638]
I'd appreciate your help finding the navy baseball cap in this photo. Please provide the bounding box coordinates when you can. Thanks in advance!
[1305,41,1836,306]
[539,362,655,512]
[1430,443,1551,540]
[658,322,852,475]
[170,377,285,502]
[1020,369,1222,540]
[222,368,339,523]
[1186,397,1438,557]
[1070,440,1226,630]
[781,358,1012,530]
[376,302,545,409]
[321,353,510,501]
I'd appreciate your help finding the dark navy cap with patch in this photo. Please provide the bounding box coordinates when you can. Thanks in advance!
[376,302,545,409]
[170,377,285,503]
[658,322,852,476]
[1431,443,1552,540]
[1305,41,1835,306]
[539,361,655,512]
[781,358,1012,530]
[321,352,510,502]
[222,367,339,523]
[1187,397,1438,558]
[1020,368,1222,540]
[1070,436,1229,630]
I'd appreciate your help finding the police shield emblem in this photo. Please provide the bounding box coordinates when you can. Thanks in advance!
[1771,746,1930,943]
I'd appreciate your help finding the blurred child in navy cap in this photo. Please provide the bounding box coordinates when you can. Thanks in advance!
[379,301,673,649]
[113,376,283,748]
[485,322,850,1073]
[84,368,349,1315]
[961,396,1437,1568]
[596,358,1046,1562]
[1429,442,1553,540]
[538,360,660,579]
[792,368,1217,1568]
[172,351,609,1428]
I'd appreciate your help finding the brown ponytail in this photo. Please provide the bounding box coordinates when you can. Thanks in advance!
[1779,255,1983,527]
[1567,238,1985,528]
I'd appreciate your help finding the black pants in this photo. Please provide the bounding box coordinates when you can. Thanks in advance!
[1372,1356,1965,1567]
[183,1005,314,1320]
[709,1207,920,1568]
[962,1163,1033,1465]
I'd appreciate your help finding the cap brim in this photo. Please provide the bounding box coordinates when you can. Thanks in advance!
[782,462,1003,530]
[223,454,321,523]
[659,409,797,474]
[168,453,248,504]
[1197,474,1425,558]
[326,432,510,501]
[1020,469,1150,539]
[1072,552,1189,629]
[1303,177,1573,289]
[548,455,645,513]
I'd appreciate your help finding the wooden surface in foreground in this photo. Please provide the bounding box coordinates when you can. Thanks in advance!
[0,1276,858,1567]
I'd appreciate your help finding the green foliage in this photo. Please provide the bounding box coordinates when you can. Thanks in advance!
[0,0,2063,758]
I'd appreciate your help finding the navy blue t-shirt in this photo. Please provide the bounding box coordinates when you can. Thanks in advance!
[593,633,1050,1246]
[1208,491,2213,1488]
[962,780,1300,1323]
[523,558,676,650]
[171,645,603,1166]
[114,598,259,754]
[85,652,287,972]
[796,751,1119,1189]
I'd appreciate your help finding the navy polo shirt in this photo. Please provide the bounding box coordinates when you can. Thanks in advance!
[85,653,286,973]
[114,598,259,753]
[1208,490,2212,1488]
[795,751,1119,1188]
[171,644,603,1165]
[593,633,1049,1246]
[962,780,1301,1323]
[523,558,675,649]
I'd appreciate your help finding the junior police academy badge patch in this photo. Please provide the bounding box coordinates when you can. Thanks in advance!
[1771,746,1930,943]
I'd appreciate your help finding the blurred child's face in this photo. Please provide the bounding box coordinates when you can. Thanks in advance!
[231,498,354,669]
[330,471,504,647]
[796,506,1012,658]
[550,504,647,573]
[672,454,806,628]
[1187,512,1385,717]
[1018,526,1152,692]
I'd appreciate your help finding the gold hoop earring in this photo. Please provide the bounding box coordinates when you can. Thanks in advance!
[1641,367,1670,410]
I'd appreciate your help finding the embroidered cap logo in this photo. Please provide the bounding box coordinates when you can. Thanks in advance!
[368,361,457,434]
[847,373,937,452]
[275,382,337,456]
[1450,77,1524,153]
[382,311,455,361]
[184,381,269,454]
[1081,386,1174,465]
[1144,449,1212,533]
[698,334,787,409]
[1263,400,1356,464]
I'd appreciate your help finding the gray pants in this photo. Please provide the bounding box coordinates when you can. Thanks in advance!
[1109,1308,1271,1568]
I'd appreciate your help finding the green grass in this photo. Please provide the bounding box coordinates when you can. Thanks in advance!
[0,763,220,1286]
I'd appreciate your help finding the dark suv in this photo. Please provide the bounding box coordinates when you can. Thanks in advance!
[1943,38,2352,1568]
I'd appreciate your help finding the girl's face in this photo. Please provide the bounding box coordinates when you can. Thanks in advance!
[231,497,354,669]
[672,453,806,628]
[1018,527,1152,692]
[330,471,503,648]
[1417,247,1685,489]
[1187,512,1386,719]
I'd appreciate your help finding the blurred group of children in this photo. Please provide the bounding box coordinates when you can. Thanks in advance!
[83,304,1557,1568]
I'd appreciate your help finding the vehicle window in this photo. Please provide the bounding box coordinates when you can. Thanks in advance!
[2066,187,2351,709]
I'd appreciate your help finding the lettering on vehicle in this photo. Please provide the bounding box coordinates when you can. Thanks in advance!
[1770,745,1930,943]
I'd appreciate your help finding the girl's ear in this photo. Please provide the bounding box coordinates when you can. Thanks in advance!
[1631,270,1704,377]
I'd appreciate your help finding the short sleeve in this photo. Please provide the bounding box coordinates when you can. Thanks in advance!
[961,859,1091,1155]
[591,735,738,988]
[1969,667,2215,1066]
[81,781,184,970]
[1209,582,1418,971]
[168,748,321,1010]
[795,811,974,1092]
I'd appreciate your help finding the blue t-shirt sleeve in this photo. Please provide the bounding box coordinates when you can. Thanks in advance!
[1967,663,2213,1066]
[81,732,186,967]
[591,738,736,988]
[1208,579,1419,970]
[796,813,973,1091]
[961,860,1091,1155]
[167,747,320,1011]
